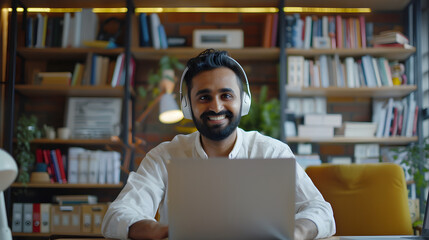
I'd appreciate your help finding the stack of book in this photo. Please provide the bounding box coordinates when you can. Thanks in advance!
[372,30,412,49]
[298,113,342,138]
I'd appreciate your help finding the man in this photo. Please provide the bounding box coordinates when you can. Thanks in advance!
[102,49,336,240]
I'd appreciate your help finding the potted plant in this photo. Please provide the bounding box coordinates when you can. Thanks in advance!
[15,115,41,184]
[239,85,281,139]
[392,139,429,196]
[138,55,185,98]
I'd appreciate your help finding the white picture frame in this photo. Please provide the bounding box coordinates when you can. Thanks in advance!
[65,97,122,139]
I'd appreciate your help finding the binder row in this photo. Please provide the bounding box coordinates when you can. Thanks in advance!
[12,202,108,234]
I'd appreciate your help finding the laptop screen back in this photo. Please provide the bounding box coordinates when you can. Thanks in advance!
[421,190,429,236]
[167,158,296,240]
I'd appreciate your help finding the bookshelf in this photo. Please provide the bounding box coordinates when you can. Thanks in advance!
[2,0,424,238]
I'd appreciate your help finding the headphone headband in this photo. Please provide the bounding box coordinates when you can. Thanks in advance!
[179,56,251,105]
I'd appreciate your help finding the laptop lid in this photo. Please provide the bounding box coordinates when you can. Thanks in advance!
[167,157,296,240]
[420,189,429,236]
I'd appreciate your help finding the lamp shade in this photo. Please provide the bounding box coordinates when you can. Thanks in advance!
[0,149,17,191]
[159,93,184,124]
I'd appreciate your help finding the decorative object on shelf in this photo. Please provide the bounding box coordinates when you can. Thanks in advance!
[65,97,122,139]
[0,149,17,240]
[193,29,244,49]
[239,85,280,139]
[392,138,429,196]
[15,115,41,184]
[137,55,185,124]
[43,124,55,139]
[30,163,50,183]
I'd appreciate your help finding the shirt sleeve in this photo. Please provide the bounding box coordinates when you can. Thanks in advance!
[101,153,167,240]
[294,163,336,239]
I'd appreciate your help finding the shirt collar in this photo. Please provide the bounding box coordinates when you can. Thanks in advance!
[193,128,243,159]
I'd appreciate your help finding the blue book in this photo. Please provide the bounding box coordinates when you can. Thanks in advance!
[158,24,168,49]
[139,13,150,47]
[90,53,97,86]
[49,150,62,183]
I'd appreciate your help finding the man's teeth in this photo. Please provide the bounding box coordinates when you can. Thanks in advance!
[208,115,226,121]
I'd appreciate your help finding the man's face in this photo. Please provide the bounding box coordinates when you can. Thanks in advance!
[189,67,242,141]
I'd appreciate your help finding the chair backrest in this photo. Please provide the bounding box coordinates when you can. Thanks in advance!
[305,163,412,236]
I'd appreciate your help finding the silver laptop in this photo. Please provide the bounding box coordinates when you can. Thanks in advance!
[341,189,429,240]
[167,157,296,240]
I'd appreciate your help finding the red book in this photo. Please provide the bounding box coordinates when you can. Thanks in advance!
[270,13,279,47]
[262,13,274,48]
[412,105,419,136]
[32,203,40,233]
[359,16,367,48]
[336,15,343,48]
[55,149,67,183]
[36,149,43,164]
[42,149,56,183]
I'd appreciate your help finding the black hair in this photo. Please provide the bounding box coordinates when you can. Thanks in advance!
[183,49,245,97]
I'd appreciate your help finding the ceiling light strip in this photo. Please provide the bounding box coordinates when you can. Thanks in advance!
[7,7,371,14]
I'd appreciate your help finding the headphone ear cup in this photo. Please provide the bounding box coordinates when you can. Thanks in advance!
[181,95,193,119]
[241,92,251,116]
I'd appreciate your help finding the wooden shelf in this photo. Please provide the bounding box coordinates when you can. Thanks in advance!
[286,136,418,144]
[11,182,123,188]
[5,0,410,10]
[286,86,417,98]
[15,85,129,97]
[30,138,122,145]
[12,232,102,237]
[131,47,415,61]
[132,47,280,61]
[286,47,416,61]
[17,47,124,60]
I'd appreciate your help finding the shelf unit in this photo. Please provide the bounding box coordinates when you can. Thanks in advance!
[11,183,123,188]
[2,0,424,238]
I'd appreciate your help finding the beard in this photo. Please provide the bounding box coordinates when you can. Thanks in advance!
[192,109,241,141]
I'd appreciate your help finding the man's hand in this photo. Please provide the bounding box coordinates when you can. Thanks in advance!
[128,219,168,240]
[294,218,318,240]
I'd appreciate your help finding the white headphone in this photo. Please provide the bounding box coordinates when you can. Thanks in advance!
[179,56,252,120]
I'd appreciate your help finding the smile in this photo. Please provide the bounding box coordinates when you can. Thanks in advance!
[208,115,226,121]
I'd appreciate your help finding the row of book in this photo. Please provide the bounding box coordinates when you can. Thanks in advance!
[264,13,411,49]
[35,52,135,87]
[287,55,408,88]
[67,148,121,185]
[12,201,108,234]
[26,9,98,48]
[35,149,67,183]
[138,13,169,49]
[35,148,121,184]
[373,97,418,138]
[287,97,327,116]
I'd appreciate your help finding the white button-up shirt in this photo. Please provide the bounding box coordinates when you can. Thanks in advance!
[102,128,336,239]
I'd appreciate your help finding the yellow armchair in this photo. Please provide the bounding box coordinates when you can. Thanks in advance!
[305,163,413,236]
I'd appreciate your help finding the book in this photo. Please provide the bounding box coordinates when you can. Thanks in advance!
[37,72,72,86]
[373,42,413,49]
[43,149,58,182]
[32,203,40,233]
[68,147,85,184]
[139,13,151,47]
[54,195,98,205]
[55,149,67,183]
[23,203,33,233]
[373,30,409,44]
[343,122,377,137]
[304,113,342,127]
[262,13,274,48]
[149,13,161,49]
[298,125,335,138]
[12,203,23,232]
[50,149,63,183]
[40,203,51,233]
